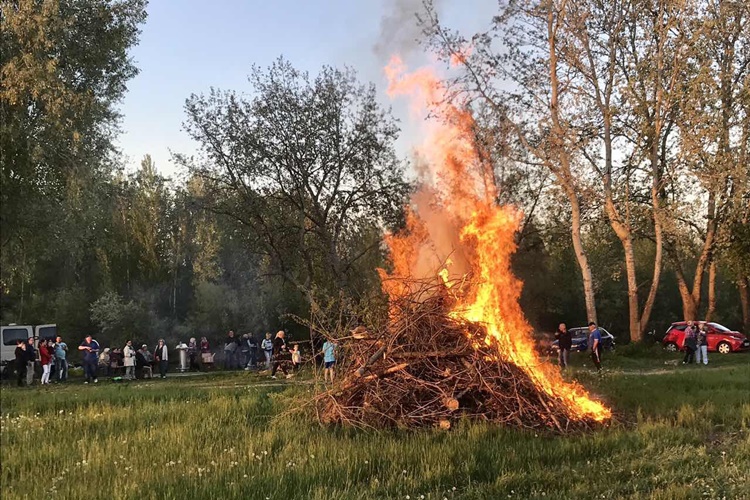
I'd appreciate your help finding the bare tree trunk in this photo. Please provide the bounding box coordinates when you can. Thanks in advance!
[705,261,717,322]
[622,236,641,341]
[603,190,641,341]
[690,190,717,310]
[546,2,597,325]
[674,265,699,320]
[19,246,25,323]
[738,276,750,334]
[567,186,598,324]
[640,121,666,336]
[172,260,178,318]
[639,212,662,336]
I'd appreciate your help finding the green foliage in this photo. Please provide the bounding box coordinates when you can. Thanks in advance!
[0,0,148,326]
[178,58,410,301]
[89,291,148,344]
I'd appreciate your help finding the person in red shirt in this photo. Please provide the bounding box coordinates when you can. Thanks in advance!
[39,339,53,385]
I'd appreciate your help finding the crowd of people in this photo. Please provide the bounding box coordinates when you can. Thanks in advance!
[553,320,712,372]
[12,329,339,386]
[14,335,69,387]
[13,334,177,386]
[219,329,335,381]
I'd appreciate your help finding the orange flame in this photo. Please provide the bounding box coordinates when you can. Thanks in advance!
[383,56,610,423]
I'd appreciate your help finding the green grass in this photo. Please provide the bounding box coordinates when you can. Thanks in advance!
[1,352,749,500]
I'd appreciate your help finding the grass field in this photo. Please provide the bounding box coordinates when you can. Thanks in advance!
[1,347,748,500]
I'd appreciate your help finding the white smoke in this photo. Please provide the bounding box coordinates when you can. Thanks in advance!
[374,0,443,60]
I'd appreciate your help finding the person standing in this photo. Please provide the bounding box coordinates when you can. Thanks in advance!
[696,324,709,365]
[224,330,238,370]
[78,334,100,384]
[290,344,302,372]
[123,340,136,379]
[261,332,273,370]
[39,339,53,385]
[26,337,36,386]
[240,334,251,369]
[15,340,27,387]
[271,330,291,379]
[154,339,168,378]
[554,323,572,369]
[54,336,68,382]
[247,334,258,370]
[187,337,198,371]
[322,338,337,383]
[587,322,603,373]
[683,321,697,364]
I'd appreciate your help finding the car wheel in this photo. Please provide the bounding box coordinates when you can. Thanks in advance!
[664,342,678,352]
[717,342,732,354]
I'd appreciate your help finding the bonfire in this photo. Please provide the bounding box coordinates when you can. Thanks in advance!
[315,57,611,432]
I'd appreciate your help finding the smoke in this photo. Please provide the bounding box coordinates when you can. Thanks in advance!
[374,0,442,60]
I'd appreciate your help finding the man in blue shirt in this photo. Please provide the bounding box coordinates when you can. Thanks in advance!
[588,322,603,372]
[78,334,100,383]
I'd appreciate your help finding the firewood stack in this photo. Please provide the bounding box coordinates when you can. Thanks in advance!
[315,280,605,433]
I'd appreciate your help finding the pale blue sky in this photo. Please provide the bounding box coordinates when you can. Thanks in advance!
[115,0,498,178]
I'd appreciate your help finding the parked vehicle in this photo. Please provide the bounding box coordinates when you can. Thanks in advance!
[550,327,616,353]
[662,321,749,354]
[0,324,58,376]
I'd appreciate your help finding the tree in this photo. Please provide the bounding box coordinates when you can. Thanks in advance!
[669,0,750,321]
[177,59,410,303]
[0,0,147,319]
[559,0,691,341]
[421,0,601,325]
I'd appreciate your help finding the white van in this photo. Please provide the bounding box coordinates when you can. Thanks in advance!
[0,324,58,375]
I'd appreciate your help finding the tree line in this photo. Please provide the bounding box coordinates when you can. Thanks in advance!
[1,0,747,350]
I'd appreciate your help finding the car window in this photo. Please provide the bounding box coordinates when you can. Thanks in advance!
[2,328,30,346]
[707,323,730,333]
[37,326,57,341]
[672,325,687,332]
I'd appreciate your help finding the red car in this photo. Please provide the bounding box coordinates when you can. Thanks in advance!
[662,321,750,354]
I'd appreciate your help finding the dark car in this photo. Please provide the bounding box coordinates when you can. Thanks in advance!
[551,327,616,353]
[662,321,749,354]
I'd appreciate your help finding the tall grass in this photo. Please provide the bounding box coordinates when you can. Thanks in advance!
[1,356,748,499]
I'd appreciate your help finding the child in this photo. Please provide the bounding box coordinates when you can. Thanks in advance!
[261,332,273,370]
[322,339,337,383]
[291,344,302,372]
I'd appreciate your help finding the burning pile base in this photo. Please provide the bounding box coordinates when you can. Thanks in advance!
[316,283,608,433]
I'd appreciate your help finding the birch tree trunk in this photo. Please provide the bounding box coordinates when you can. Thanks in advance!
[566,184,598,324]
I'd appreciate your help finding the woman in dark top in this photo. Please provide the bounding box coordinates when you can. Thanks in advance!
[15,340,27,386]
[555,323,572,368]
[683,321,697,364]
[270,330,290,379]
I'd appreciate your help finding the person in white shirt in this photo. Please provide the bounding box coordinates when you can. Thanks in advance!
[123,340,136,379]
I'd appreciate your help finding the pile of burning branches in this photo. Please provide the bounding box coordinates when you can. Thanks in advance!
[314,279,607,433]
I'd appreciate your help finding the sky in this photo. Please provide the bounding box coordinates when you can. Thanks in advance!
[114,0,499,179]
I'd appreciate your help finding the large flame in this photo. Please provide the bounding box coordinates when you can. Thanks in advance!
[383,56,610,423]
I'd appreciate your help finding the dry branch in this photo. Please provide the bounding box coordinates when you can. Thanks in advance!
[314,278,606,433]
